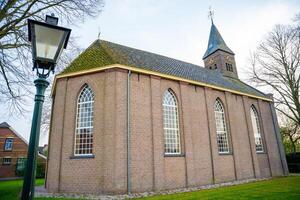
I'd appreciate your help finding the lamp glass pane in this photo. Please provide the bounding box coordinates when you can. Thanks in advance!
[35,24,65,60]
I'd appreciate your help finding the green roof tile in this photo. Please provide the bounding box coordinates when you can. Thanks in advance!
[60,39,267,99]
[61,40,115,74]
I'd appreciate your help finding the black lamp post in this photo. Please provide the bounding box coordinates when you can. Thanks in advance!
[21,15,71,200]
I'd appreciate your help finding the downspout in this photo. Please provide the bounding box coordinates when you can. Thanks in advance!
[267,94,289,176]
[127,70,132,193]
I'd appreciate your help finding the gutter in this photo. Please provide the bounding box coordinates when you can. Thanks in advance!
[51,64,272,102]
[127,70,131,193]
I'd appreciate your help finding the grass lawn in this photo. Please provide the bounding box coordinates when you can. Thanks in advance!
[137,176,300,200]
[0,178,44,200]
[0,176,299,200]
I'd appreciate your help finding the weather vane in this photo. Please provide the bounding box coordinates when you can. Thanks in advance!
[208,6,214,24]
[97,26,101,39]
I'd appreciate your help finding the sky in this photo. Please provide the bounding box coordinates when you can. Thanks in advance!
[1,0,299,146]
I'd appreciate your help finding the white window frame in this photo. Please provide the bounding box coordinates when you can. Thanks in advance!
[4,138,13,151]
[162,89,181,155]
[74,84,95,156]
[250,106,264,153]
[214,99,230,154]
[3,157,12,165]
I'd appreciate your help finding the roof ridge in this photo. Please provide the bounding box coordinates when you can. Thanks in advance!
[100,40,204,69]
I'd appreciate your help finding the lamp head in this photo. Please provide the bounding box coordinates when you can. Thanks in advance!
[28,15,71,77]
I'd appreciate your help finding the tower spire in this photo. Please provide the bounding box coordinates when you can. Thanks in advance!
[202,18,238,78]
[203,22,234,59]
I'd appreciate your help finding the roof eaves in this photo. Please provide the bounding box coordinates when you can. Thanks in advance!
[53,64,272,102]
[203,48,235,59]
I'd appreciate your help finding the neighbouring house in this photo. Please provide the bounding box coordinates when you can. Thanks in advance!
[46,21,288,194]
[0,122,47,179]
[38,144,48,157]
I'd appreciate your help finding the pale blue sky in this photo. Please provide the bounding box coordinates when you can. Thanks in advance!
[1,0,299,145]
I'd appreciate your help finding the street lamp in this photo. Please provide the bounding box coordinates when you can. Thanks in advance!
[21,15,71,200]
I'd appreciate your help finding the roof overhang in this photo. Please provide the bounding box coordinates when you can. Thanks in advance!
[203,48,235,60]
[51,64,272,102]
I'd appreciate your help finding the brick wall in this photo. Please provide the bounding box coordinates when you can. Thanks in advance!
[46,68,285,194]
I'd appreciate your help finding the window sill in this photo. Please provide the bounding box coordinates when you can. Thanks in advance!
[70,155,95,159]
[218,152,233,156]
[2,163,11,165]
[164,153,185,157]
[256,152,266,154]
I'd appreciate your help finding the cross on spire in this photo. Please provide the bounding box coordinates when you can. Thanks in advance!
[97,26,101,39]
[208,6,214,24]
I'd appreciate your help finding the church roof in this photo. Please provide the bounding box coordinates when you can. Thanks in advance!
[203,23,234,59]
[60,40,267,99]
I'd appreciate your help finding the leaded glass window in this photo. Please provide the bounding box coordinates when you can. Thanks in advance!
[74,85,94,155]
[163,89,181,154]
[250,106,264,152]
[214,99,230,153]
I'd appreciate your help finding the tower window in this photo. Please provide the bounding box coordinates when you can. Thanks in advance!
[226,63,233,72]
[214,64,217,69]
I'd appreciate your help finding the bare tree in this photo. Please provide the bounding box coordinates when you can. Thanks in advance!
[280,116,300,156]
[0,0,104,115]
[249,19,300,126]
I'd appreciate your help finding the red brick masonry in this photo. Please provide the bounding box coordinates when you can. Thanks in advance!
[46,69,286,194]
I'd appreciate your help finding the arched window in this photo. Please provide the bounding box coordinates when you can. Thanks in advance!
[74,85,95,155]
[214,99,230,153]
[162,89,181,154]
[250,106,264,152]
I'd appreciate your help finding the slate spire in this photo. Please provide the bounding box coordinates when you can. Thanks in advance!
[203,22,234,59]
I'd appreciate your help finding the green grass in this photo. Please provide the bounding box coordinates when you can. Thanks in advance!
[0,176,299,200]
[137,176,300,200]
[0,178,44,200]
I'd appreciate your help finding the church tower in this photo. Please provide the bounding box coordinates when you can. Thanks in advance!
[203,22,238,78]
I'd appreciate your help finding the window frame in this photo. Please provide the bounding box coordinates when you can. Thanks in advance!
[2,157,12,165]
[162,89,182,155]
[250,105,264,153]
[226,63,233,72]
[214,99,230,154]
[4,138,13,151]
[74,84,95,157]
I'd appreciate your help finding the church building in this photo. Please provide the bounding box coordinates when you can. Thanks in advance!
[46,22,288,194]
